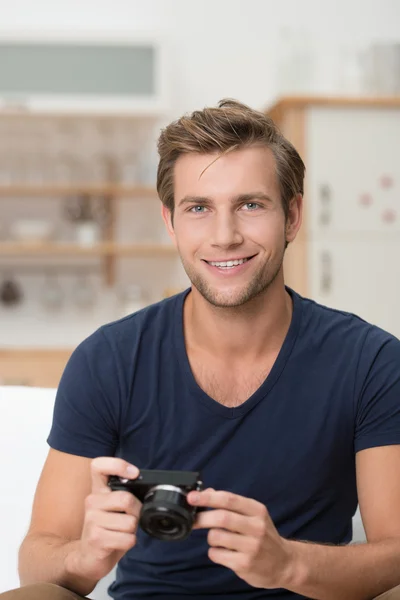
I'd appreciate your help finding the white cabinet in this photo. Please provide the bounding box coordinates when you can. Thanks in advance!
[267,97,400,338]
[307,106,400,235]
[308,234,400,338]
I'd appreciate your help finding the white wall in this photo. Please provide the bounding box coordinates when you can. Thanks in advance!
[0,0,399,348]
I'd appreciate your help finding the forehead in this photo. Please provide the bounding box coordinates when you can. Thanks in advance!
[174,145,280,200]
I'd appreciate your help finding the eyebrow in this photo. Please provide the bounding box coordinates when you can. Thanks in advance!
[177,192,274,207]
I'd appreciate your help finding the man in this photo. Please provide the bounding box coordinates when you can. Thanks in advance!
[2,99,400,600]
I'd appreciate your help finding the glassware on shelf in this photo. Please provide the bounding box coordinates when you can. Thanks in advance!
[40,271,64,311]
[23,119,46,185]
[275,27,316,95]
[10,219,54,243]
[63,194,102,246]
[53,119,87,184]
[0,121,21,185]
[72,274,96,310]
[94,120,121,184]
[118,283,147,317]
[75,221,101,246]
[118,129,139,186]
[362,43,400,95]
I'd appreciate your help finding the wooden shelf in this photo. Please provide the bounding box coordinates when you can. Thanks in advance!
[0,184,158,198]
[0,111,165,290]
[0,348,73,388]
[110,243,177,257]
[0,242,177,257]
[266,94,400,123]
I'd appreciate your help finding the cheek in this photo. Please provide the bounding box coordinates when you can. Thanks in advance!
[174,220,207,247]
[243,216,285,243]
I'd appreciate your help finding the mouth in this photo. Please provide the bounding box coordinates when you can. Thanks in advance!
[202,255,257,270]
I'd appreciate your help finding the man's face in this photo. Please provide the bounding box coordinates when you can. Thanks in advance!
[162,145,300,308]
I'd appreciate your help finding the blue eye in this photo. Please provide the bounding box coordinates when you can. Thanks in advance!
[190,205,206,213]
[243,202,259,210]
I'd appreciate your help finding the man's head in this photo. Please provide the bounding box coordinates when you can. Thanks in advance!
[157,99,305,308]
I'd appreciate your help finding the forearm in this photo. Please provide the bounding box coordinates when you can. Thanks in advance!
[284,537,400,600]
[18,533,98,597]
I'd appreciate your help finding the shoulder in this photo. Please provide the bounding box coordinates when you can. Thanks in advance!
[57,289,189,406]
[292,289,400,372]
[296,290,397,345]
[80,289,189,357]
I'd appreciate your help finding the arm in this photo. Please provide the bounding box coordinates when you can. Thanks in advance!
[18,449,97,595]
[18,328,143,595]
[189,445,400,600]
[283,444,400,600]
[19,449,141,597]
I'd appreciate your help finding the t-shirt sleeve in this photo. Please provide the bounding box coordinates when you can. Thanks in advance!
[47,328,122,458]
[354,330,400,453]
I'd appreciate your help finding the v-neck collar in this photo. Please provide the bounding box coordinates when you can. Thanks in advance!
[173,286,303,419]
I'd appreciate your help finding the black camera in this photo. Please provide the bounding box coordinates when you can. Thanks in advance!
[108,469,204,541]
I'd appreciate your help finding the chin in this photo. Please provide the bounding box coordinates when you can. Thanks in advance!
[195,282,266,309]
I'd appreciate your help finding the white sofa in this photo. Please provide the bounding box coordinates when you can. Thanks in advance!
[0,385,367,597]
[0,386,115,599]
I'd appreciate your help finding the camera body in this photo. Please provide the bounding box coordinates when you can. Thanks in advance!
[108,469,204,541]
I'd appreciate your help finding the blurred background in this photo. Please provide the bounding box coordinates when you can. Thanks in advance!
[0,0,399,387]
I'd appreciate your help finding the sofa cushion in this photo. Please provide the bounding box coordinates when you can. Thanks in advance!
[0,386,56,592]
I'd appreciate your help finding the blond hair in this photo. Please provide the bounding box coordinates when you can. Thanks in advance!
[157,99,305,221]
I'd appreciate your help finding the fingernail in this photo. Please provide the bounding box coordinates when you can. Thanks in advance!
[190,492,200,503]
[126,465,139,477]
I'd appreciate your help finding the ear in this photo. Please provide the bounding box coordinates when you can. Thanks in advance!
[285,193,303,244]
[161,204,176,245]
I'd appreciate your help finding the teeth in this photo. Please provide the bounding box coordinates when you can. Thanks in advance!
[209,258,249,267]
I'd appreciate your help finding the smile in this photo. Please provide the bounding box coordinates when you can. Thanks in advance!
[204,255,256,269]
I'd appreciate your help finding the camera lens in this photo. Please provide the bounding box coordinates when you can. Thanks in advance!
[139,485,196,541]
[148,513,180,535]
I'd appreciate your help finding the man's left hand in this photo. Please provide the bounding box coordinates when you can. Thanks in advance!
[188,488,295,590]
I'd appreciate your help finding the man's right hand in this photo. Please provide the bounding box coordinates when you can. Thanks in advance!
[67,457,141,583]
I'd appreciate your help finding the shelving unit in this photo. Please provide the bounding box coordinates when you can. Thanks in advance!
[0,36,175,386]
[0,184,176,284]
[0,96,175,287]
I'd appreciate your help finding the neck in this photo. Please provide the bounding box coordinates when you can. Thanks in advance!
[183,275,293,362]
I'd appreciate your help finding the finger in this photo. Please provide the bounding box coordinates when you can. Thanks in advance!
[94,510,138,534]
[208,547,242,570]
[189,489,266,518]
[91,457,139,494]
[91,528,137,553]
[193,509,249,534]
[87,490,142,516]
[207,528,249,553]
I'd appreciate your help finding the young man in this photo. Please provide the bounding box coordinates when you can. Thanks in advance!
[3,100,400,600]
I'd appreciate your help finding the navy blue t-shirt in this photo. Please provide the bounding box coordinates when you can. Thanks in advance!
[47,287,400,599]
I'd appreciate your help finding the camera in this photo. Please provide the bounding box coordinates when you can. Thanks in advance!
[108,469,204,541]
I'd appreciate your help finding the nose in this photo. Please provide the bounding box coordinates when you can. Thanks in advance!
[209,211,244,249]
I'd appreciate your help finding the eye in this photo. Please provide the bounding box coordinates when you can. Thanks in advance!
[189,205,207,213]
[242,202,260,211]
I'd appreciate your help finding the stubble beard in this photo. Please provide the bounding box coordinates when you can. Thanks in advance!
[179,246,285,309]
